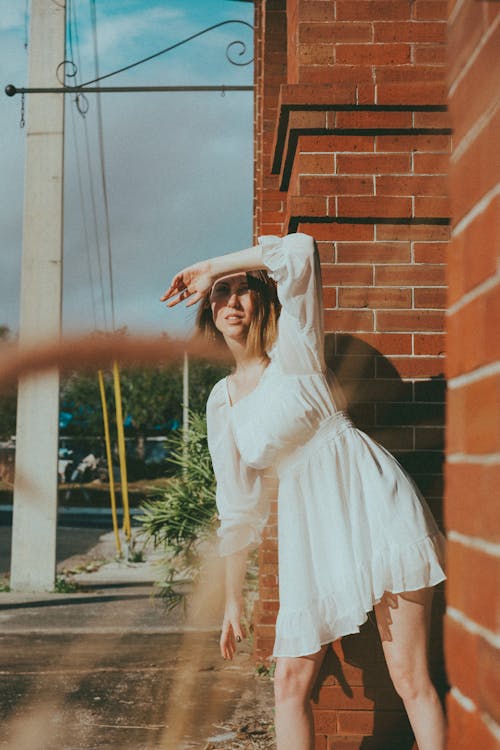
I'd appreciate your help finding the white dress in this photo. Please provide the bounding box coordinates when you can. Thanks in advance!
[206,233,446,658]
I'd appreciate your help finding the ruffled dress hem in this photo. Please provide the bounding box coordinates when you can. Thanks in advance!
[272,532,446,658]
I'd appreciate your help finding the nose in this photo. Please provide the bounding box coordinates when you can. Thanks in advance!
[227,291,241,307]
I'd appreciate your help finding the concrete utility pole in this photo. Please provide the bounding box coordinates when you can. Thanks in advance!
[10,0,66,591]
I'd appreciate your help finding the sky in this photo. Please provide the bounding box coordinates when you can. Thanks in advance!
[0,0,254,338]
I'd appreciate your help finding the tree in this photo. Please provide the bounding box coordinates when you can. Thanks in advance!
[0,327,16,440]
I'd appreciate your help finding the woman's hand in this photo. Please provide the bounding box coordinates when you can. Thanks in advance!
[160,260,214,308]
[220,600,246,660]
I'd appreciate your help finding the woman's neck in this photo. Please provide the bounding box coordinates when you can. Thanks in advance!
[224,337,268,373]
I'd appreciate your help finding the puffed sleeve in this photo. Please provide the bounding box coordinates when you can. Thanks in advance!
[206,381,270,557]
[259,233,326,374]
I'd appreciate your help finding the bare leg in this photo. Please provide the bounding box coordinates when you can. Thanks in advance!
[374,587,446,750]
[274,645,328,750]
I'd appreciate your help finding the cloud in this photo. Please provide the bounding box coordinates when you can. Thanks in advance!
[0,0,255,339]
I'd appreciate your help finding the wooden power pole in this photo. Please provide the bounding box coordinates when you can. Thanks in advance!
[10,0,66,590]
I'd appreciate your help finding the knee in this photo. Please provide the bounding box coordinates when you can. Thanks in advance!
[274,661,312,706]
[389,661,432,704]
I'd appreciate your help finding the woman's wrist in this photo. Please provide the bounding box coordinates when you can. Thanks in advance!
[209,245,264,280]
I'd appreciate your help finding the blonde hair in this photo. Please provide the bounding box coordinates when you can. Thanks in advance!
[196,270,280,357]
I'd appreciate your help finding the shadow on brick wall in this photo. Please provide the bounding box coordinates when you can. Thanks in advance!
[307,334,448,748]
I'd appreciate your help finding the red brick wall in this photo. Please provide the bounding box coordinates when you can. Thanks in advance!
[445,3,500,749]
[253,2,451,747]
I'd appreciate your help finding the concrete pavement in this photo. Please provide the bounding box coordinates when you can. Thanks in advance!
[0,532,274,750]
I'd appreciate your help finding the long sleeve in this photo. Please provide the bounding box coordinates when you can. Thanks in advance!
[206,381,270,557]
[259,233,326,374]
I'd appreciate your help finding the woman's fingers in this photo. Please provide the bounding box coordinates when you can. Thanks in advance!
[219,619,246,660]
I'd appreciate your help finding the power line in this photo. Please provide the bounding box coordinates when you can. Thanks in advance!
[90,0,116,332]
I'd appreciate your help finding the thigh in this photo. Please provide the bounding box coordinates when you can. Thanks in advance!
[374,588,433,678]
[274,645,329,698]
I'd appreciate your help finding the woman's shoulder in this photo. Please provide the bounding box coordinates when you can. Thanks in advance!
[206,377,228,412]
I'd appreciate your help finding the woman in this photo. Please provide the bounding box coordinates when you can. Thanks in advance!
[162,233,446,750]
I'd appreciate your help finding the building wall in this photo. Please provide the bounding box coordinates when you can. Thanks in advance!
[253,2,451,747]
[445,3,500,748]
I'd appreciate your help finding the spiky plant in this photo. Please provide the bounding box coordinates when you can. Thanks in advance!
[138,410,217,608]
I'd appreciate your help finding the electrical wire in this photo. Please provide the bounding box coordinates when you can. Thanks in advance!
[90,0,116,332]
[69,101,98,331]
[68,0,108,330]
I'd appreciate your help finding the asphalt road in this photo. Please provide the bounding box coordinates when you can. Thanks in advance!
[0,526,109,577]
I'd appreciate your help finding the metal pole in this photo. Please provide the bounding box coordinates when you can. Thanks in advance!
[10,0,65,591]
[112,362,131,544]
[98,370,122,557]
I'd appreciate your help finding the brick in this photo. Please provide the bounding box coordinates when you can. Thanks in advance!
[375,133,450,153]
[300,176,374,196]
[337,1,411,21]
[413,242,447,263]
[313,709,338,733]
[334,110,412,129]
[323,264,373,286]
[414,196,451,218]
[460,373,500,453]
[299,22,373,45]
[413,44,447,65]
[375,64,446,84]
[347,332,413,355]
[379,355,444,378]
[297,0,335,22]
[376,174,448,196]
[376,309,444,331]
[445,462,500,541]
[446,540,500,633]
[297,153,335,174]
[314,685,374,710]
[374,21,447,43]
[317,242,335,263]
[289,195,328,216]
[414,280,447,309]
[323,287,337,308]
[336,242,410,263]
[449,103,500,230]
[376,224,449,241]
[447,0,487,85]
[335,43,411,65]
[298,43,334,66]
[376,81,447,105]
[375,264,446,286]
[299,65,374,87]
[414,426,444,449]
[447,284,500,376]
[447,196,499,305]
[297,222,375,241]
[413,110,450,129]
[478,636,500,725]
[324,309,374,332]
[337,153,411,175]
[413,152,448,174]
[412,1,447,21]
[447,691,499,750]
[449,21,500,150]
[339,287,412,308]
[414,332,446,354]
[444,617,480,706]
[300,134,375,153]
[337,196,412,217]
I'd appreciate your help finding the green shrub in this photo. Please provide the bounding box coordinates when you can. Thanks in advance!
[138,410,217,608]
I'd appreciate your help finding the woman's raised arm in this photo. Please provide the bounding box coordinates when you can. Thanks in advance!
[161,243,264,308]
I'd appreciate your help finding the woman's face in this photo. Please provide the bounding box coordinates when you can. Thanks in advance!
[210,273,255,343]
